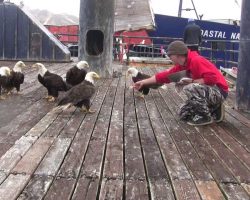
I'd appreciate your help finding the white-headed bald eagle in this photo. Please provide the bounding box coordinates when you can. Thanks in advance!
[127,67,163,98]
[0,67,11,100]
[33,63,68,102]
[56,72,100,113]
[66,60,89,86]
[0,61,25,99]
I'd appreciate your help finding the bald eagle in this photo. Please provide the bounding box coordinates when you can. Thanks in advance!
[66,60,89,86]
[56,72,100,113]
[127,67,163,98]
[0,67,11,100]
[0,61,25,99]
[33,63,68,102]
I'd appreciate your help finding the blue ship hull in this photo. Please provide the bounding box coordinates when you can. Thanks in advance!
[148,14,240,68]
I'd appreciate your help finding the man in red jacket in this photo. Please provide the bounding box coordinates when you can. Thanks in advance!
[133,41,228,126]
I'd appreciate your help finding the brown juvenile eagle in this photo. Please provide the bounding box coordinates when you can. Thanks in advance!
[55,72,100,113]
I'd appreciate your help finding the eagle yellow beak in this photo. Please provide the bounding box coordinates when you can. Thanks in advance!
[32,64,38,68]
[94,74,100,79]
[125,71,130,78]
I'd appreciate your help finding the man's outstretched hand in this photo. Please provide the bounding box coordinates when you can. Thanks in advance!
[133,81,144,90]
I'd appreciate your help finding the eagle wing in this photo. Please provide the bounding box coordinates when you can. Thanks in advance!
[58,80,95,106]
[38,74,46,87]
[66,67,74,85]
[43,73,67,91]
[66,66,87,86]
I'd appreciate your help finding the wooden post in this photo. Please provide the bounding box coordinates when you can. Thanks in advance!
[236,0,250,110]
[79,0,115,78]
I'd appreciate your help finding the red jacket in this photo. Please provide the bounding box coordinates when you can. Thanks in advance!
[155,50,228,93]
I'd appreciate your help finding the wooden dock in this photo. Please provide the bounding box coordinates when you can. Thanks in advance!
[0,61,249,199]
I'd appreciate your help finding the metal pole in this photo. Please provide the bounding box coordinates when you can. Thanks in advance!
[178,0,183,17]
[236,0,250,110]
[190,0,199,20]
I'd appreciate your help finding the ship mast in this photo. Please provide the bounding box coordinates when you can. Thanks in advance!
[178,0,200,20]
[178,0,183,17]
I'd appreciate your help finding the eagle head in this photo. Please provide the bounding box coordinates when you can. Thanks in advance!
[127,67,139,77]
[13,61,26,72]
[77,61,89,69]
[85,72,100,84]
[0,67,11,76]
[32,63,47,76]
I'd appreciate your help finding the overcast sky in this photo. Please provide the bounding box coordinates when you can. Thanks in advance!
[11,0,242,20]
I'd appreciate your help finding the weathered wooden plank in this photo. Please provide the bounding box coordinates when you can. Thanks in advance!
[41,113,73,138]
[0,136,37,173]
[72,176,99,200]
[160,85,237,183]
[173,180,201,200]
[241,183,250,195]
[144,88,194,180]
[43,177,75,200]
[18,175,53,200]
[12,137,54,175]
[195,181,225,200]
[0,99,54,143]
[0,143,13,158]
[165,84,250,183]
[102,121,124,178]
[126,180,149,200]
[0,174,30,200]
[149,88,213,181]
[58,79,106,139]
[58,110,84,139]
[124,77,146,181]
[211,124,250,169]
[25,109,61,137]
[134,90,175,199]
[0,171,7,185]
[35,138,71,176]
[148,179,176,200]
[221,183,250,200]
[99,179,123,200]
[196,126,250,183]
[218,119,250,153]
[79,79,119,178]
[226,106,250,128]
[58,80,112,178]
[103,76,125,179]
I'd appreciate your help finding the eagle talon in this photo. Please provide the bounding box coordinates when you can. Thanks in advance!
[48,97,56,102]
[135,93,144,99]
[44,95,52,99]
[0,95,6,100]
[80,108,87,112]
[87,109,96,113]
[7,91,13,95]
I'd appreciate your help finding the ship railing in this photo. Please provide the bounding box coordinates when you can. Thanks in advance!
[113,35,239,68]
[113,35,181,63]
[199,39,239,68]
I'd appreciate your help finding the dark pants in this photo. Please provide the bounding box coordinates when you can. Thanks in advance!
[179,83,226,121]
